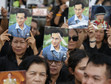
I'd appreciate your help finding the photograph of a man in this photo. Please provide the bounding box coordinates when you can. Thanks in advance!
[42,27,68,61]
[8,8,32,38]
[3,73,16,84]
[68,1,89,29]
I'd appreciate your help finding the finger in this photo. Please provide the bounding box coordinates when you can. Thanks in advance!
[30,31,33,37]
[3,29,8,34]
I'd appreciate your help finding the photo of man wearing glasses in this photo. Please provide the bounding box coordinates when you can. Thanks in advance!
[8,8,31,38]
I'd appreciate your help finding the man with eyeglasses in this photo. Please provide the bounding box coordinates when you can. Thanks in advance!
[8,8,31,38]
[42,29,67,62]
[68,2,88,28]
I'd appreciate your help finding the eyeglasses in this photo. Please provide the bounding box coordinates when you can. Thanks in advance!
[69,36,78,41]
[48,60,62,66]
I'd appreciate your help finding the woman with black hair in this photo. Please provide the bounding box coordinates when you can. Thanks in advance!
[19,56,51,84]
[50,0,69,27]
[0,30,38,71]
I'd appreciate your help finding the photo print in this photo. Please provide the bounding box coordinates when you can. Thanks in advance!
[91,6,111,29]
[68,0,89,29]
[0,70,26,84]
[8,8,32,38]
[42,27,69,61]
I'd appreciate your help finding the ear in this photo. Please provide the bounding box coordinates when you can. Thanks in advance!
[68,67,74,75]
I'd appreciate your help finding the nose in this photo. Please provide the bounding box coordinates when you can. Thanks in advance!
[84,78,93,84]
[16,42,21,47]
[34,74,41,82]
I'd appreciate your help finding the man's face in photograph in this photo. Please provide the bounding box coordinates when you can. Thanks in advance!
[51,33,61,48]
[16,13,26,27]
[74,4,84,18]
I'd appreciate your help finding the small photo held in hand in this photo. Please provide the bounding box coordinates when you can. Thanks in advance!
[32,8,48,17]
[0,70,26,84]
[68,0,89,29]
[91,6,111,30]
[8,8,32,39]
[42,27,68,61]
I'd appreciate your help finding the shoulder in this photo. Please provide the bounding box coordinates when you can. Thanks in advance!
[61,46,67,51]
[68,15,75,21]
[43,45,51,51]
[9,23,16,28]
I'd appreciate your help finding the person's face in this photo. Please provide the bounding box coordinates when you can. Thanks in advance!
[104,2,111,6]
[11,37,28,56]
[31,21,40,36]
[74,57,89,82]
[26,63,47,84]
[51,33,61,48]
[8,73,12,79]
[96,14,105,20]
[74,4,84,18]
[95,29,104,43]
[16,13,26,27]
[68,29,78,50]
[82,62,109,84]
[48,60,63,75]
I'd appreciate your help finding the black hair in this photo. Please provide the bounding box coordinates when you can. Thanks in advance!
[51,29,63,37]
[16,9,27,18]
[87,53,111,79]
[68,49,88,71]
[74,2,85,9]
[19,56,51,84]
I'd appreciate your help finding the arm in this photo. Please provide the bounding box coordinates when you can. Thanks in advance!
[0,30,11,51]
[0,7,8,34]
[54,4,67,25]
[26,32,38,55]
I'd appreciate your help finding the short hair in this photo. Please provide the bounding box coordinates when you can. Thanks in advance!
[19,55,51,84]
[74,2,85,9]
[68,49,88,71]
[87,53,111,79]
[51,29,63,37]
[16,9,27,18]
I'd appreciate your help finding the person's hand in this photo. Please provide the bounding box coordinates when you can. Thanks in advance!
[59,4,67,13]
[0,30,11,50]
[61,23,69,28]
[106,26,111,48]
[88,21,96,41]
[46,12,53,22]
[26,31,36,50]
[1,7,8,17]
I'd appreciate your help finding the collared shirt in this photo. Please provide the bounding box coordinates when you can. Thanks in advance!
[68,14,88,29]
[8,23,31,38]
[43,44,67,61]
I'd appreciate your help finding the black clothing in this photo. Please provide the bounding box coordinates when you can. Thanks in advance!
[51,5,68,27]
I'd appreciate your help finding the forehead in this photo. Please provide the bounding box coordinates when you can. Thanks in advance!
[75,4,82,9]
[12,37,25,41]
[17,13,25,17]
[85,62,106,77]
[28,63,46,72]
[69,29,78,36]
[51,33,60,38]
[76,57,88,68]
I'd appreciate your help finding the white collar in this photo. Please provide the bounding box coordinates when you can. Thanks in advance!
[74,14,85,21]
[15,23,26,30]
[50,44,62,52]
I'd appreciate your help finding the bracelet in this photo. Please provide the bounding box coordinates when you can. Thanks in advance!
[89,40,96,43]
[56,14,62,16]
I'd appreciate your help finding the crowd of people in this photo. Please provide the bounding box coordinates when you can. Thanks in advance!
[0,0,111,84]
